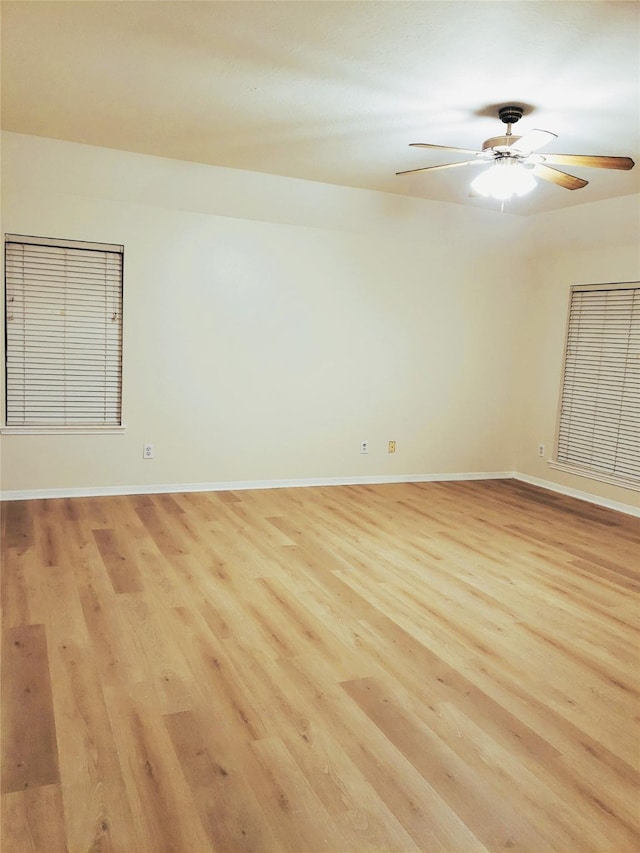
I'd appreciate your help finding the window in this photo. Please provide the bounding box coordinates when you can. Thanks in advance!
[4,234,123,430]
[554,282,639,489]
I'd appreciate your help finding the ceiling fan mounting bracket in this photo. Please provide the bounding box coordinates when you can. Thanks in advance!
[498,105,524,125]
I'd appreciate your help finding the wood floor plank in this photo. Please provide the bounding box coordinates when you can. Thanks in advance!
[93,528,144,594]
[1,479,639,851]
[47,638,137,853]
[279,652,492,853]
[221,639,426,851]
[1,548,31,628]
[116,592,193,715]
[341,675,556,852]
[1,624,60,794]
[1,783,68,853]
[102,683,214,852]
[167,603,271,742]
[1,500,34,551]
[249,735,349,852]
[163,707,281,852]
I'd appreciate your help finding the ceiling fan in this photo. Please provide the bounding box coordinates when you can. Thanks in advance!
[396,105,635,199]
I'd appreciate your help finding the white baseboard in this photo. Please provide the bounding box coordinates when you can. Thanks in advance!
[0,471,512,502]
[514,472,640,518]
[3,470,638,517]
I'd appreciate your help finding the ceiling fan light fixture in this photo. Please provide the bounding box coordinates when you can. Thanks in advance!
[399,105,634,200]
[470,159,537,200]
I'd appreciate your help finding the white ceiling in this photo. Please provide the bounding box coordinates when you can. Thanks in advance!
[2,1,639,216]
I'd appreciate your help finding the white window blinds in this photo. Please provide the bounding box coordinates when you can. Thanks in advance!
[5,235,123,427]
[556,283,639,486]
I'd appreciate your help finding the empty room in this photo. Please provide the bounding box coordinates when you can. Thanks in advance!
[1,1,639,851]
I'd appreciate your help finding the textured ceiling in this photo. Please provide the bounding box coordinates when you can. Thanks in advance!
[2,1,639,215]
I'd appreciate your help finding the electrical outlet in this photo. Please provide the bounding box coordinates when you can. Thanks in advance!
[388,440,396,454]
[143,443,154,459]
[538,443,545,458]
[360,440,368,454]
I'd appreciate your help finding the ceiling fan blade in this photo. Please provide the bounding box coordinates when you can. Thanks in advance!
[542,153,635,171]
[409,142,482,155]
[396,160,484,176]
[509,129,557,153]
[532,164,588,190]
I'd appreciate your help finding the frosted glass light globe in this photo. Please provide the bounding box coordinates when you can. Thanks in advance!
[471,160,537,200]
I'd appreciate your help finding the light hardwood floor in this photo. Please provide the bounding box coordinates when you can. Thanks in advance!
[1,479,639,852]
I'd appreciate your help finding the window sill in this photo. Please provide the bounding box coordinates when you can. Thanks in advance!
[1,425,127,435]
[548,460,639,493]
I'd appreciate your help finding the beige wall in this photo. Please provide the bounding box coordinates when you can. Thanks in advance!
[1,132,638,513]
[0,133,527,494]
